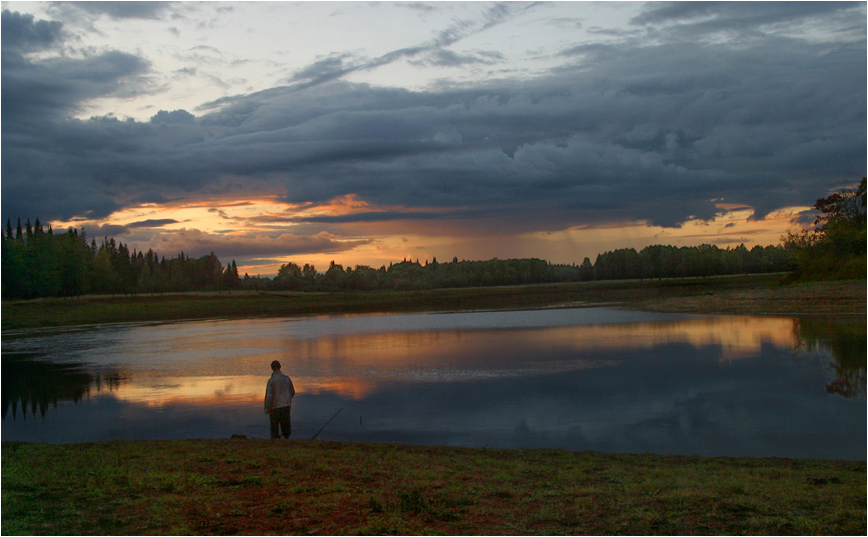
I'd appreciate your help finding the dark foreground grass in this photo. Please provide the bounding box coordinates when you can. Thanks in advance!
[3,274,865,331]
[2,439,864,535]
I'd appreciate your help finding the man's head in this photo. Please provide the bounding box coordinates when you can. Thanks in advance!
[271,360,281,371]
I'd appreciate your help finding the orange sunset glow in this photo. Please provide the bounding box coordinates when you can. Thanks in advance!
[101,315,802,407]
[52,198,815,277]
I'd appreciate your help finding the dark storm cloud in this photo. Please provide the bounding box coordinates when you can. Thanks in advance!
[1,10,151,125]
[1,10,64,52]
[1,10,155,221]
[295,208,492,224]
[126,219,179,228]
[150,109,196,125]
[92,223,130,237]
[2,4,865,237]
[145,229,370,260]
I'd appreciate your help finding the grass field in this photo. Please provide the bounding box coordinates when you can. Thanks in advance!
[2,275,865,535]
[2,439,864,535]
[2,274,865,331]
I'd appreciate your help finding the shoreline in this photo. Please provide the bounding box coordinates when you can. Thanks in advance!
[2,276,865,332]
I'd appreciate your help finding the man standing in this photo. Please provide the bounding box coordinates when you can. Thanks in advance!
[264,360,296,439]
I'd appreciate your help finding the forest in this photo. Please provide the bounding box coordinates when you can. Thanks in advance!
[2,179,863,300]
[1,220,240,300]
[1,218,792,299]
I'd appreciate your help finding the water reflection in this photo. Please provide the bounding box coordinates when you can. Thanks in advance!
[795,315,866,399]
[2,353,125,420]
[2,308,864,459]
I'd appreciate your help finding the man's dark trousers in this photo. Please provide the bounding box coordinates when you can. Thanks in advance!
[270,406,291,439]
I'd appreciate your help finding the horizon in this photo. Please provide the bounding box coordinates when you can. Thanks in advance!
[3,2,865,277]
[4,214,793,279]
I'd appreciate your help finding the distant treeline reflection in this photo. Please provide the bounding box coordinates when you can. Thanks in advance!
[1,354,124,421]
[1,217,793,299]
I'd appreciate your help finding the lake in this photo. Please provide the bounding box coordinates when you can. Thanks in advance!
[2,307,865,460]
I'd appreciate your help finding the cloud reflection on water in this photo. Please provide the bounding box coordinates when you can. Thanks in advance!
[2,308,864,459]
[76,314,801,403]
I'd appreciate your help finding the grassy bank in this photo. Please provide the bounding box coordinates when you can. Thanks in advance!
[3,276,865,535]
[3,274,865,331]
[2,439,864,535]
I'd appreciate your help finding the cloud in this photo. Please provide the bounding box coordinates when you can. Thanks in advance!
[409,49,505,68]
[126,219,179,228]
[631,1,856,26]
[1,5,865,250]
[137,229,370,260]
[631,1,865,41]
[285,53,356,88]
[150,109,196,125]
[90,223,130,238]
[295,208,480,224]
[1,11,152,126]
[281,2,539,91]
[548,17,583,31]
[48,1,172,21]
[1,9,64,53]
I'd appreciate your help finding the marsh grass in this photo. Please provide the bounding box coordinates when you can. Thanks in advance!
[2,439,864,535]
[1,274,820,331]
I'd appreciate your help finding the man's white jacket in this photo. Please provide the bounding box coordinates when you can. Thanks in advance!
[264,370,295,413]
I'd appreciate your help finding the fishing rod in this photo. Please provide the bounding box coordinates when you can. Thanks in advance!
[310,408,343,440]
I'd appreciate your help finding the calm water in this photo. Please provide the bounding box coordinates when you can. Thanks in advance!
[3,307,865,460]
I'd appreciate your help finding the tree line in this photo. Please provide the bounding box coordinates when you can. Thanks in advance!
[266,244,795,293]
[3,179,862,299]
[567,243,792,282]
[270,257,556,292]
[1,218,240,299]
[1,219,793,300]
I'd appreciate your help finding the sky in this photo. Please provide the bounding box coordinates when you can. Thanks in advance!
[2,1,866,276]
